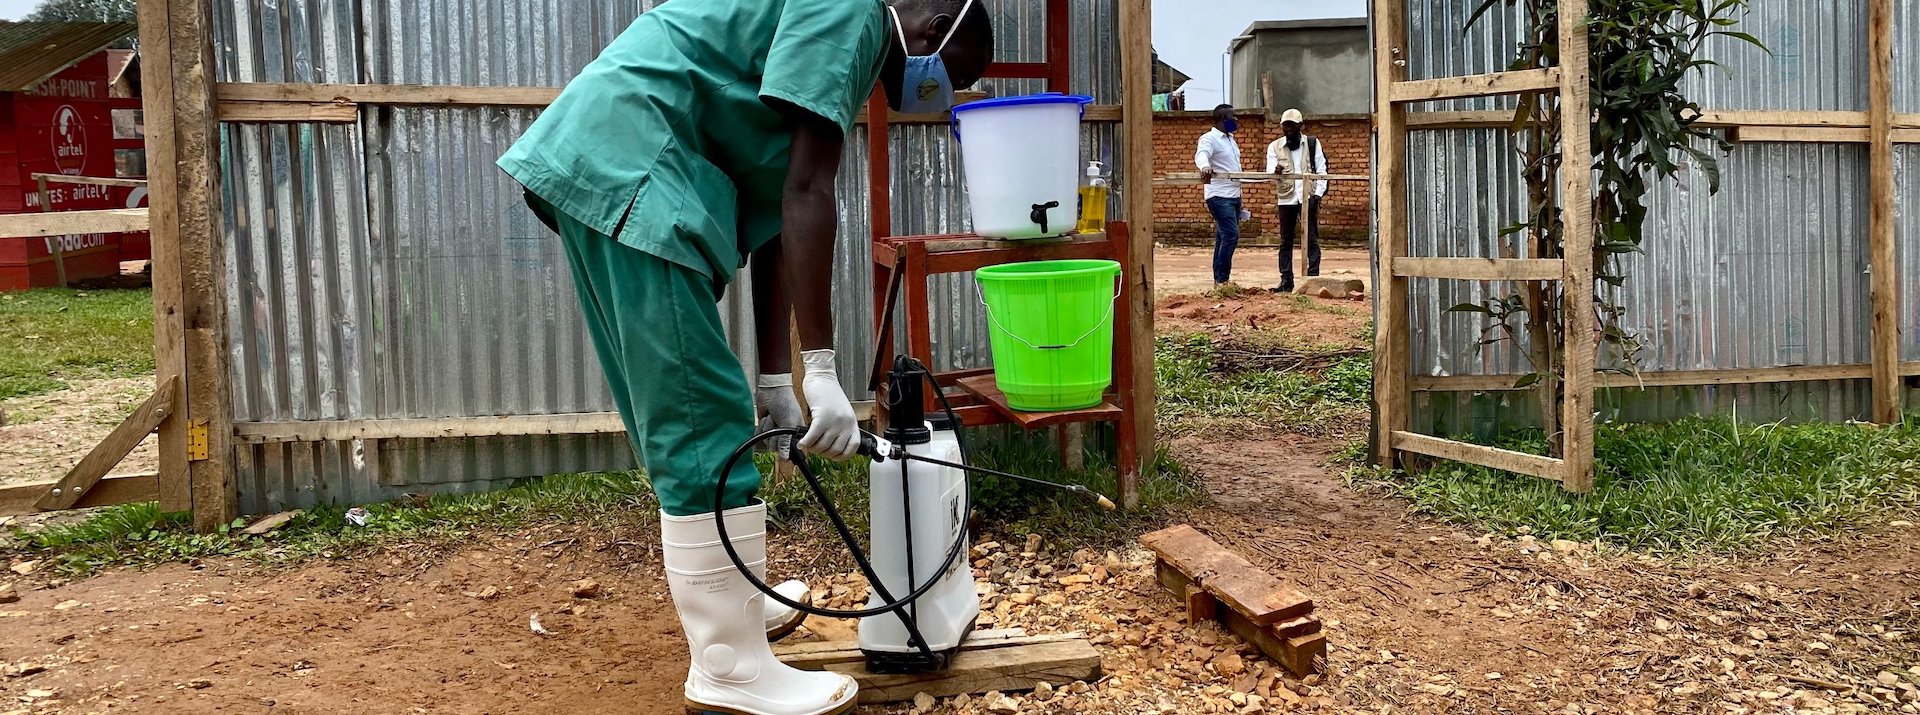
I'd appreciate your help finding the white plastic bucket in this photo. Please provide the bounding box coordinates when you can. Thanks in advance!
[951,93,1094,239]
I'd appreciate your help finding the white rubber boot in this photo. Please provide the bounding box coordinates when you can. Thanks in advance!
[663,502,857,715]
[763,580,812,642]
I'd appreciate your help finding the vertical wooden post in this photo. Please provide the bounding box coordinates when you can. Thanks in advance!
[36,176,66,288]
[867,94,892,241]
[1119,0,1157,509]
[1045,0,1072,94]
[1869,0,1902,424]
[1556,0,1598,493]
[1370,0,1411,467]
[138,0,236,529]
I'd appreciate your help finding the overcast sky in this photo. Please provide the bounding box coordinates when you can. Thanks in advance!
[0,0,32,20]
[1154,0,1367,108]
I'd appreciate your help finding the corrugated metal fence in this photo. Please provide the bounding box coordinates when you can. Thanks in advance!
[211,0,1125,513]
[1403,0,1907,439]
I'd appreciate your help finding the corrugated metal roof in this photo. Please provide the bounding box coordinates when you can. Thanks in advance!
[0,21,136,92]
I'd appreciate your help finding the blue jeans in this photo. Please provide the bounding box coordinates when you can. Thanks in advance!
[1206,197,1242,284]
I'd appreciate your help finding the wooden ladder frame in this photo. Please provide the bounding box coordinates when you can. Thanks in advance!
[1371,0,1599,491]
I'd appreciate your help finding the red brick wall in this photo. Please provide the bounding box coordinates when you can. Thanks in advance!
[1151,111,1371,245]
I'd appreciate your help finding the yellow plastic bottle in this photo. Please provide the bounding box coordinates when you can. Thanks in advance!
[1077,160,1109,234]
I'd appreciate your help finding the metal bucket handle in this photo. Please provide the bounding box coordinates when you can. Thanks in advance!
[975,273,1122,351]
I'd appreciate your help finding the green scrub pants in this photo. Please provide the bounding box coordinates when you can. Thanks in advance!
[535,197,761,517]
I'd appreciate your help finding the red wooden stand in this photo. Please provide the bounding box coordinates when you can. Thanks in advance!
[869,228,1144,506]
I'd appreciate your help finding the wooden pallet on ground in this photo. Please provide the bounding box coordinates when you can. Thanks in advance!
[773,628,1102,704]
[1142,524,1328,676]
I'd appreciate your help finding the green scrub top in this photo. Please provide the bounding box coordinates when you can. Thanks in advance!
[498,0,890,288]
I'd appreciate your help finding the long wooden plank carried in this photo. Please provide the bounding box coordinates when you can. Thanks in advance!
[0,208,148,238]
[1388,68,1561,103]
[1393,257,1564,281]
[1391,431,1564,482]
[1140,525,1314,625]
[37,377,177,511]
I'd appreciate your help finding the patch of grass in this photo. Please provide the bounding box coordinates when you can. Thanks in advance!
[1353,417,1920,555]
[1156,331,1372,438]
[0,288,154,400]
[13,431,1210,577]
[17,472,652,578]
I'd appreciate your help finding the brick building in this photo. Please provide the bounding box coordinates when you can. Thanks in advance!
[1151,109,1370,245]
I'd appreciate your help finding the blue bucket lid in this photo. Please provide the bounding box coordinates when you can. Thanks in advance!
[952,92,1094,114]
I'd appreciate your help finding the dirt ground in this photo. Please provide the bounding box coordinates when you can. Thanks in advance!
[0,378,158,488]
[1,252,1917,714]
[1154,246,1371,297]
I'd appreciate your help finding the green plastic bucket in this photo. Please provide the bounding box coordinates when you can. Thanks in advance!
[975,259,1123,411]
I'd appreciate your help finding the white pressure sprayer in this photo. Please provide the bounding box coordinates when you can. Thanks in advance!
[711,356,1116,676]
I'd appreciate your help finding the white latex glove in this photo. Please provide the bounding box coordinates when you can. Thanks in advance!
[755,373,806,452]
[796,349,862,460]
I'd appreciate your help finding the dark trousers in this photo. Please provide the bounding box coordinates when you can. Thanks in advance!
[1278,197,1322,284]
[1206,196,1242,284]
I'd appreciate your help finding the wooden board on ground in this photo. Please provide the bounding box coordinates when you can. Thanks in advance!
[1157,558,1325,677]
[1141,524,1313,625]
[774,628,1101,704]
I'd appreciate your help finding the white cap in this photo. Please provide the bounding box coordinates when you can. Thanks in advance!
[1281,108,1305,124]
[1087,160,1103,176]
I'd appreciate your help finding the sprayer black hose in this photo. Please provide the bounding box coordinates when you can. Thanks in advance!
[709,360,977,662]
[710,429,972,621]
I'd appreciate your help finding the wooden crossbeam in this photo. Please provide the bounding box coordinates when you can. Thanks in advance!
[0,474,158,516]
[774,630,1101,704]
[1388,68,1561,103]
[29,173,149,189]
[1393,258,1563,281]
[0,208,149,239]
[37,377,177,511]
[1391,431,1565,482]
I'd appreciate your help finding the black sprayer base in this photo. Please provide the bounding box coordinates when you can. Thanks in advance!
[859,618,977,675]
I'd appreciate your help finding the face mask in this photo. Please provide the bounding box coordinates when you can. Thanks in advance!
[1221,117,1239,133]
[889,0,973,113]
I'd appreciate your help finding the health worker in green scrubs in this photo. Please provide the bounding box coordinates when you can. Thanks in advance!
[497,1,992,713]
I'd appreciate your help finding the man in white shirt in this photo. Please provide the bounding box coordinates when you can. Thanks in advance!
[1195,104,1244,287]
[1265,108,1327,294]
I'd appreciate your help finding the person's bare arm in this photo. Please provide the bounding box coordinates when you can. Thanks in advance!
[751,243,793,374]
[777,109,846,352]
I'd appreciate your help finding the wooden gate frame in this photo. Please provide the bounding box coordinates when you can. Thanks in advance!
[12,0,1156,530]
[1373,0,1905,492]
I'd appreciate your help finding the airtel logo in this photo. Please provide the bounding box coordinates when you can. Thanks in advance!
[52,105,88,172]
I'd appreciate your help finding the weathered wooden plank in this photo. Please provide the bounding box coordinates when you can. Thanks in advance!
[0,208,149,238]
[779,637,1101,704]
[1870,0,1901,424]
[1388,68,1561,103]
[0,474,158,516]
[139,0,193,515]
[1411,363,1881,392]
[1141,525,1314,625]
[37,377,177,511]
[1372,0,1413,467]
[775,630,1085,670]
[1557,0,1598,493]
[1393,257,1564,281]
[233,413,629,443]
[1391,431,1565,482]
[29,173,150,188]
[1155,560,1325,677]
[217,99,358,123]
